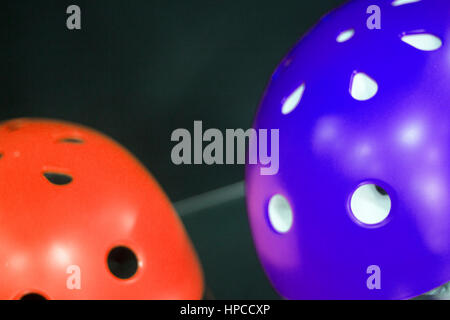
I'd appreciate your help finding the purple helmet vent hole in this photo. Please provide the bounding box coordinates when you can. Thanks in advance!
[349,72,378,101]
[268,194,294,234]
[336,29,355,43]
[349,183,392,226]
[281,83,306,115]
[400,32,442,51]
[392,0,421,7]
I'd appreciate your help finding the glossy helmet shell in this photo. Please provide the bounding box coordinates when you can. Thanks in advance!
[246,0,449,299]
[0,118,203,299]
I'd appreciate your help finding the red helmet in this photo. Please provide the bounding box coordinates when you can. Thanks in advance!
[0,118,203,299]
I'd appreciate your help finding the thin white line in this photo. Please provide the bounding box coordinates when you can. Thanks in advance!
[174,180,245,216]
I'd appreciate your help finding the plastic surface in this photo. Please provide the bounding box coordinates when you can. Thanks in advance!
[246,0,449,299]
[0,118,203,299]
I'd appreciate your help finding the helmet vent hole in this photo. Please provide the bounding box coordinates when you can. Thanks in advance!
[350,183,392,226]
[281,83,305,115]
[350,72,378,101]
[400,33,442,51]
[43,172,73,185]
[6,121,23,131]
[392,0,421,7]
[20,293,47,300]
[58,137,84,144]
[336,29,355,43]
[268,194,294,233]
[107,246,138,280]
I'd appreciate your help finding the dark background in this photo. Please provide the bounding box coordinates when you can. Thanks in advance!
[1,0,346,299]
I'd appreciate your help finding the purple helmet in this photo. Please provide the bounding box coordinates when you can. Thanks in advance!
[246,0,449,299]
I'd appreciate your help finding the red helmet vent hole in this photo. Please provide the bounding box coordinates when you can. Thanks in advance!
[58,138,84,144]
[20,293,47,300]
[43,172,73,186]
[107,246,139,280]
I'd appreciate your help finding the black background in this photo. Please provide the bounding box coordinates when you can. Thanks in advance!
[1,0,346,299]
[1,0,346,200]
